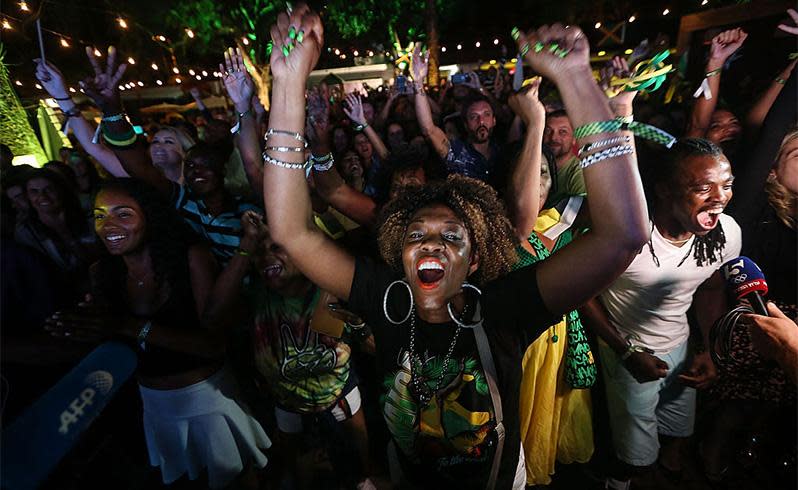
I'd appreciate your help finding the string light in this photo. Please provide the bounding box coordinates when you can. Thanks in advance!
[475,41,481,47]
[172,67,180,74]
[127,57,136,65]
[242,37,249,45]
[175,77,182,84]
[151,63,158,70]
[353,50,359,56]
[201,70,208,76]
[19,2,29,12]
[457,44,462,50]
[156,80,163,85]
[15,80,22,86]
[367,50,374,56]
[628,15,636,22]
[341,54,347,59]
[2,19,11,30]
[93,48,102,57]
[35,83,42,89]
[185,28,194,38]
[188,69,195,76]
[441,46,447,52]
[60,38,70,47]
[701,0,708,5]
[334,48,340,55]
[195,75,201,80]
[595,22,602,29]
[662,8,670,15]
[69,87,76,93]
[119,85,125,91]
[493,38,499,45]
[117,17,128,29]
[137,81,144,87]
[157,35,166,42]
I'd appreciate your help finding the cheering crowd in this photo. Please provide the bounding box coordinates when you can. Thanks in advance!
[1,5,797,490]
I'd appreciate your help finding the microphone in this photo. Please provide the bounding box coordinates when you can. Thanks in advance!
[721,256,769,316]
[1,342,137,490]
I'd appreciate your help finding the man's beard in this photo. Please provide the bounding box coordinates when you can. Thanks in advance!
[471,125,492,143]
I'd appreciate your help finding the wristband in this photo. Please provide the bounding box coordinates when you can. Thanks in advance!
[137,321,153,351]
[102,113,127,123]
[229,109,252,134]
[311,152,335,172]
[694,68,722,100]
[101,126,138,147]
[265,145,305,153]
[353,122,368,132]
[704,68,722,78]
[775,77,787,85]
[579,144,634,169]
[578,135,631,156]
[574,118,676,148]
[620,334,654,361]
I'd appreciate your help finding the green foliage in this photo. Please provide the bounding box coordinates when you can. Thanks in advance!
[0,46,46,165]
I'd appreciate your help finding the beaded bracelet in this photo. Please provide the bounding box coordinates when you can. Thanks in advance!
[265,128,308,147]
[705,68,722,78]
[265,145,305,153]
[263,152,309,171]
[578,135,631,156]
[579,144,634,169]
[311,153,335,172]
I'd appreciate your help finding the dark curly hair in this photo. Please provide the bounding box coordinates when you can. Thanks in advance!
[644,138,727,267]
[91,178,199,305]
[377,174,519,286]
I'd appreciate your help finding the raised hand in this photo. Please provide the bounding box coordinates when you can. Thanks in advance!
[600,56,637,112]
[464,71,482,91]
[34,58,69,99]
[515,23,590,83]
[79,46,127,114]
[239,210,266,254]
[220,47,255,112]
[778,8,798,35]
[507,77,544,126]
[411,44,429,82]
[343,93,366,126]
[709,28,748,64]
[269,4,324,82]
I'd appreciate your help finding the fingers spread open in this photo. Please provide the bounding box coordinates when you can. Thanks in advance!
[86,46,103,76]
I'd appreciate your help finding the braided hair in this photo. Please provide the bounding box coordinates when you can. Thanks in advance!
[378,174,518,286]
[644,138,728,267]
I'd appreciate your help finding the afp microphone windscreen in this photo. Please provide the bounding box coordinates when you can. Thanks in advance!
[1,342,137,490]
[721,256,769,300]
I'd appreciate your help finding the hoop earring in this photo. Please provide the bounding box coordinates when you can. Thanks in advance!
[383,280,414,325]
[447,282,482,329]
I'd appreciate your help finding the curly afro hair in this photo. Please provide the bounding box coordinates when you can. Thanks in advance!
[377,174,519,286]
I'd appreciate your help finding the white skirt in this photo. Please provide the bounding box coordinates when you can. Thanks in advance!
[139,367,271,488]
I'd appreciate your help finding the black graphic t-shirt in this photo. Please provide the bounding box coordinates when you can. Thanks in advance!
[348,257,557,489]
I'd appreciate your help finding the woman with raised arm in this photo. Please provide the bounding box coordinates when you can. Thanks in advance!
[262,7,648,489]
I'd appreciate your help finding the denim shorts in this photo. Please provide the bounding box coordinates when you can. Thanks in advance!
[598,339,696,466]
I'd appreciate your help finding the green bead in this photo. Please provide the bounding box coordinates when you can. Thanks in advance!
[282,45,290,57]
[552,334,559,343]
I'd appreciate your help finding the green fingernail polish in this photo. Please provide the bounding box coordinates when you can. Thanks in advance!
[282,45,290,57]
[521,43,530,56]
[297,30,304,43]
[534,42,544,53]
[548,42,559,53]
[288,26,297,40]
[558,49,569,58]
[511,27,520,40]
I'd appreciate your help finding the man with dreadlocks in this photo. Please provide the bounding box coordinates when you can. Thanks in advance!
[581,138,742,490]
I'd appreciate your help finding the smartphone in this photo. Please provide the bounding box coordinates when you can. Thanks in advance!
[395,75,408,94]
[451,73,469,85]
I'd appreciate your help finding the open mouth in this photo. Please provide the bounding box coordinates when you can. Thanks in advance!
[262,263,283,279]
[697,208,723,230]
[104,233,127,245]
[416,258,445,289]
[192,176,208,184]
